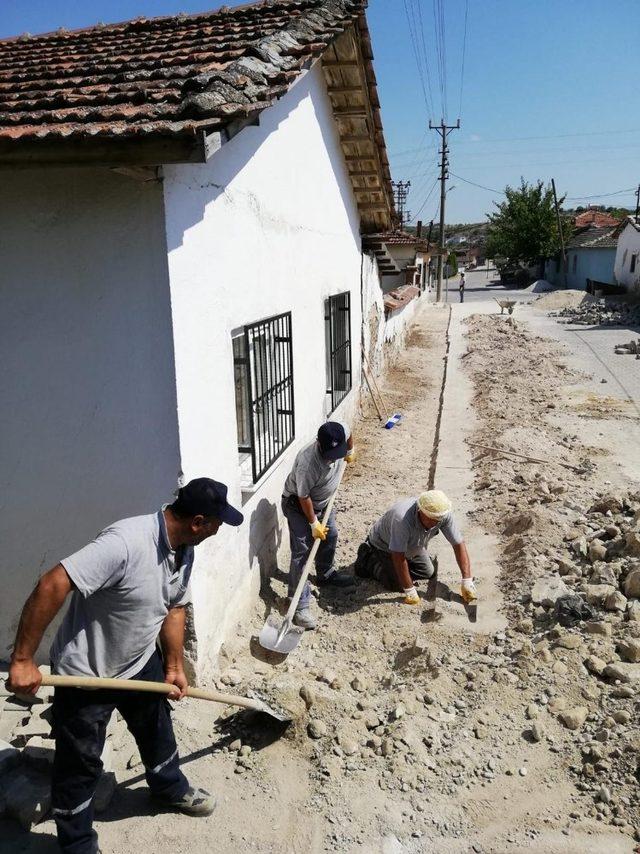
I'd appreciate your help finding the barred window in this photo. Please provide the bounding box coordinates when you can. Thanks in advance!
[325,292,352,413]
[233,312,295,484]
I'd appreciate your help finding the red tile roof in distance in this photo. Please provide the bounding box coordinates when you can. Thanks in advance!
[574,210,620,229]
[0,0,366,142]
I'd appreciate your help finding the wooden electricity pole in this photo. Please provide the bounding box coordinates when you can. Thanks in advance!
[430,120,460,301]
[551,178,567,289]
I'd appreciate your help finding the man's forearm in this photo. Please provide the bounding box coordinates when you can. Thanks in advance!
[12,565,72,662]
[391,552,413,590]
[160,606,186,670]
[297,496,317,525]
[454,543,471,579]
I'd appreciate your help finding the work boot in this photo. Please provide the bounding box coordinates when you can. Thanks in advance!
[354,542,373,578]
[317,566,356,588]
[293,607,317,630]
[155,785,217,817]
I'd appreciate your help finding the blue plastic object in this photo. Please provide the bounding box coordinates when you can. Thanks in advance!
[384,413,403,429]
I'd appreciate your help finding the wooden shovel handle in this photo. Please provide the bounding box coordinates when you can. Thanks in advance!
[41,674,265,712]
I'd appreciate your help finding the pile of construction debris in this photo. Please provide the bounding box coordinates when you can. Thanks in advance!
[614,338,640,357]
[550,299,640,328]
[0,667,121,829]
[462,314,640,842]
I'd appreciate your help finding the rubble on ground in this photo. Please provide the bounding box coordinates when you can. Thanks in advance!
[0,666,127,829]
[613,338,640,357]
[548,298,640,328]
[462,314,640,843]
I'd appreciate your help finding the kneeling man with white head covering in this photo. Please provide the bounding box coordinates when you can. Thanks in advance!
[355,489,477,605]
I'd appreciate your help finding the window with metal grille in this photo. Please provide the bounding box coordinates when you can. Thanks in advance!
[324,292,352,413]
[232,312,295,483]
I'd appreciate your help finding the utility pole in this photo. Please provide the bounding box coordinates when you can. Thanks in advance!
[551,178,567,289]
[392,180,411,229]
[430,120,460,301]
[635,184,640,221]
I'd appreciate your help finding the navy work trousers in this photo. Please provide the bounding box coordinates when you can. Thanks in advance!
[51,650,188,854]
[281,495,338,610]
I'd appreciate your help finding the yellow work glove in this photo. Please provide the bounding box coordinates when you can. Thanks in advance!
[403,586,420,605]
[345,449,356,465]
[460,578,478,604]
[310,519,329,541]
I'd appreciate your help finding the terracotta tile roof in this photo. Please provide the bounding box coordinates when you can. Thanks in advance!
[0,0,366,143]
[567,225,618,250]
[574,210,620,229]
[365,230,430,248]
[383,284,419,311]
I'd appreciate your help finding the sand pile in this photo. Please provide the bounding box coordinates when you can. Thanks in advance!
[535,289,597,311]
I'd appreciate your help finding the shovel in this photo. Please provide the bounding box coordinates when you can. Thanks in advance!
[259,462,347,654]
[40,674,291,724]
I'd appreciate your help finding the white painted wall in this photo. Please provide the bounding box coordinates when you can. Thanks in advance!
[161,62,366,676]
[0,168,181,661]
[614,222,640,292]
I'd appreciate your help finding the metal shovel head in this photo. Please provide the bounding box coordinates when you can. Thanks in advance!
[258,613,305,654]
[245,689,292,724]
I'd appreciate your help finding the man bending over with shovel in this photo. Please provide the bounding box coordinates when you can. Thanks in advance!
[7,478,243,854]
[354,489,477,605]
[281,421,356,630]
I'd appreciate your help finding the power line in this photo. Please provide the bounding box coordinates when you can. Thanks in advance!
[413,0,436,119]
[450,172,638,203]
[449,171,505,194]
[432,0,446,119]
[413,177,440,219]
[565,187,637,201]
[388,127,640,155]
[458,0,469,119]
[403,0,433,119]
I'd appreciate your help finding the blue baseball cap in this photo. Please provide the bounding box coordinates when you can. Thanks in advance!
[173,478,243,526]
[317,421,349,462]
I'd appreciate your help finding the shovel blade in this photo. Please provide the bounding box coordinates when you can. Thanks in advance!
[258,617,304,654]
[245,690,292,724]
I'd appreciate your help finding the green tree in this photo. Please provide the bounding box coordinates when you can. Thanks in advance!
[447,251,458,277]
[485,179,571,266]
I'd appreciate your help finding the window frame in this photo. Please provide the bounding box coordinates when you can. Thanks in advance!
[324,291,352,414]
[232,311,295,484]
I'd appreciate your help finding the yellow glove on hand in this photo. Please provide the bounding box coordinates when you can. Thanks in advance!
[460,578,478,604]
[310,519,329,541]
[345,449,356,465]
[403,586,420,605]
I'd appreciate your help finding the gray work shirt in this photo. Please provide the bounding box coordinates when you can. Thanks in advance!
[283,423,350,511]
[50,510,193,679]
[368,497,463,557]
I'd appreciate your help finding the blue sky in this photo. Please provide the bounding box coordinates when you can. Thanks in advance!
[1,0,638,223]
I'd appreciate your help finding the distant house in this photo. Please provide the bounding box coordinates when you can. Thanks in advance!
[0,0,408,676]
[613,216,640,293]
[545,226,617,291]
[574,209,620,229]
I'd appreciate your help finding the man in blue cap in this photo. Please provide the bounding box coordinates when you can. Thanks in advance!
[281,421,356,630]
[7,478,243,854]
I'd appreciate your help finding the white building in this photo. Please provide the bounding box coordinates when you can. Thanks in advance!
[0,1,419,677]
[613,217,640,293]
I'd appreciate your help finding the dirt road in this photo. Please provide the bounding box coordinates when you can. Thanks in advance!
[14,297,639,854]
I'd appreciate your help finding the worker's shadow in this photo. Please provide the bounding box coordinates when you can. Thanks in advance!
[0,823,58,853]
[103,710,287,821]
[248,499,286,609]
[316,571,476,624]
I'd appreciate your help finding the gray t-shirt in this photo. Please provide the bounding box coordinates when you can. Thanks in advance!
[283,423,350,511]
[368,497,463,557]
[50,510,193,679]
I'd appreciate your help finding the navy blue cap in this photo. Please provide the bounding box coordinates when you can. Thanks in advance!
[317,421,348,462]
[173,478,243,526]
